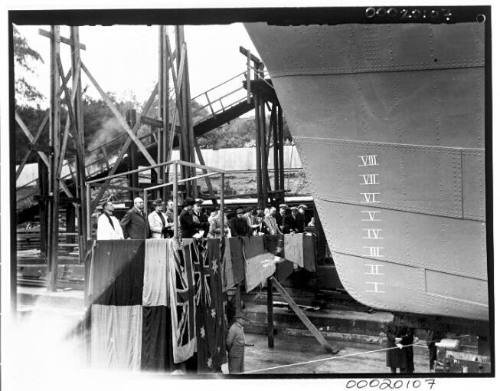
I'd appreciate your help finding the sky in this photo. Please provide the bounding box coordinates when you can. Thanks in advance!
[15,23,260,109]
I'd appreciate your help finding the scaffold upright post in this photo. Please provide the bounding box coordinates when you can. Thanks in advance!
[159,26,170,201]
[70,26,88,265]
[173,162,179,239]
[48,25,61,292]
[267,277,274,348]
[277,105,285,206]
[220,173,225,235]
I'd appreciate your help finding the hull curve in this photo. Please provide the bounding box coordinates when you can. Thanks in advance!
[246,22,488,321]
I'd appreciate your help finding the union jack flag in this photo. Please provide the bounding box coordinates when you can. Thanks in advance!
[167,239,197,364]
[193,238,227,372]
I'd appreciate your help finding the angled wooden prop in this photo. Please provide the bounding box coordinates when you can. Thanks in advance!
[89,83,159,210]
[270,276,340,354]
[80,62,158,170]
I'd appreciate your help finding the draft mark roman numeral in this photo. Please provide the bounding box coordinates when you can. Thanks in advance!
[358,155,379,167]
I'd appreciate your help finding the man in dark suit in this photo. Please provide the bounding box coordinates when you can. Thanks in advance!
[385,323,415,374]
[229,208,251,237]
[120,197,150,239]
[179,198,204,238]
[276,204,293,234]
[192,199,210,237]
[297,204,308,231]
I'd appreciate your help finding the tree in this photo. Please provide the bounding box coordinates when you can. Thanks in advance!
[14,26,44,103]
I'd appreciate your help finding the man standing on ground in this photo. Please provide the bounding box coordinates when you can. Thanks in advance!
[226,311,247,374]
[120,197,150,239]
[97,201,124,240]
[385,323,415,374]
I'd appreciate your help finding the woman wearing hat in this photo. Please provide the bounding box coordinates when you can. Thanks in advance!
[208,209,230,238]
[226,310,247,374]
[148,199,171,238]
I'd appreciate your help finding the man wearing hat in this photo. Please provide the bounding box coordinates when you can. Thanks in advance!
[276,203,293,234]
[297,204,308,231]
[226,310,247,374]
[179,198,204,238]
[290,206,300,233]
[192,199,210,237]
[148,199,172,238]
[229,207,251,237]
[120,197,150,239]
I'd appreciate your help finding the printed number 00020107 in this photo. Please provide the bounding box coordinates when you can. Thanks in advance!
[345,379,436,390]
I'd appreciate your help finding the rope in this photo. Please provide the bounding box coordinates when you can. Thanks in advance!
[243,343,427,374]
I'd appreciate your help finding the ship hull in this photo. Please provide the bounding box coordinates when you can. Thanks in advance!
[246,22,487,321]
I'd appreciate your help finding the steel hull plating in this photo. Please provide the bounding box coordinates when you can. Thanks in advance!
[245,22,487,320]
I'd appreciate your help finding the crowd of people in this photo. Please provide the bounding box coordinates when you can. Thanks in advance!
[95,197,315,241]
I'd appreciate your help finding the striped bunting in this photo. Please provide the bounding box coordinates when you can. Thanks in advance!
[88,234,313,371]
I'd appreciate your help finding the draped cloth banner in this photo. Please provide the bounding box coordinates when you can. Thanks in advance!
[167,239,197,364]
[228,237,245,284]
[284,233,304,268]
[91,304,143,370]
[243,236,276,292]
[90,240,145,305]
[303,234,317,272]
[222,237,235,291]
[193,239,228,372]
[141,306,173,371]
[143,239,169,306]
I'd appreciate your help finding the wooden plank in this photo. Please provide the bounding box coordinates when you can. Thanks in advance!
[93,183,143,192]
[239,46,262,65]
[164,37,182,175]
[254,95,263,208]
[16,111,49,180]
[15,67,72,178]
[175,159,224,173]
[15,112,49,163]
[81,62,158,170]
[70,26,88,267]
[48,25,61,292]
[184,56,197,195]
[56,116,71,179]
[39,28,86,50]
[267,277,274,348]
[160,27,169,201]
[15,112,73,198]
[272,105,279,195]
[270,277,339,354]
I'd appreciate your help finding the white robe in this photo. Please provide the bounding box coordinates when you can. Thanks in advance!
[97,213,124,240]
